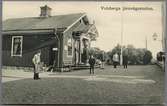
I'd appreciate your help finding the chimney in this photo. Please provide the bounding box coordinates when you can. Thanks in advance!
[40,5,52,17]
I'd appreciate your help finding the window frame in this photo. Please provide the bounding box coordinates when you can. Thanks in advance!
[11,36,23,57]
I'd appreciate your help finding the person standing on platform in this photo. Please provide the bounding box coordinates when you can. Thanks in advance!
[113,53,119,68]
[32,50,42,80]
[89,55,96,74]
[123,54,128,69]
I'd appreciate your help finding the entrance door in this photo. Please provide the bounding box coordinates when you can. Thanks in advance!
[49,45,58,67]
[74,40,80,65]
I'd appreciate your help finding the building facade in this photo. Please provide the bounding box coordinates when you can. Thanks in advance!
[2,5,98,71]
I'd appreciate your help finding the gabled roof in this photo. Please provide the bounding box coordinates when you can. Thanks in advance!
[3,13,86,31]
[73,23,92,33]
[73,24,99,41]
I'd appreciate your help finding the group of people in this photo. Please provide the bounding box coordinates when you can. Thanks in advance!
[112,53,128,69]
[32,50,129,80]
[88,52,128,75]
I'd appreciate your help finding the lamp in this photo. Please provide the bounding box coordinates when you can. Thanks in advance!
[152,33,158,41]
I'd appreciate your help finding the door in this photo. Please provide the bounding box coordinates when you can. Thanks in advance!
[49,44,58,66]
[74,40,80,65]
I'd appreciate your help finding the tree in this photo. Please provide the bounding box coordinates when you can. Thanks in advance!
[107,44,153,65]
[89,47,106,60]
[135,48,145,64]
[143,50,153,65]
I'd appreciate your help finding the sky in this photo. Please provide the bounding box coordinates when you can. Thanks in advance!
[3,1,165,58]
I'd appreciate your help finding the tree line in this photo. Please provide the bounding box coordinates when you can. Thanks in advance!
[88,44,153,65]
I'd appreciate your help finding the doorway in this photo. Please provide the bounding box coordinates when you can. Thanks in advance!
[74,40,80,65]
[49,44,58,67]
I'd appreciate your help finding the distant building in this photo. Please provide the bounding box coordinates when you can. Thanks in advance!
[2,5,98,71]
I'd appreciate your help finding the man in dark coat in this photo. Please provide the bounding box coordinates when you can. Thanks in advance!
[123,55,128,69]
[32,50,42,80]
[89,55,96,74]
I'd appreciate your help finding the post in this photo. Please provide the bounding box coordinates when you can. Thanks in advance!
[120,4,123,66]
[79,38,81,64]
[145,36,147,50]
[54,34,60,72]
[161,3,166,52]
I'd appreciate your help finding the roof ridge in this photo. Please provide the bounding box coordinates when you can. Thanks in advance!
[4,12,86,21]
[3,12,87,31]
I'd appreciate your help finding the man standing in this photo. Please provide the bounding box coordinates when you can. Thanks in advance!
[32,50,41,80]
[123,54,128,69]
[113,53,119,68]
[89,55,96,74]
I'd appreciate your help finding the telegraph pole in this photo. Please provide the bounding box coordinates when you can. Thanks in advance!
[120,4,123,66]
[145,36,147,50]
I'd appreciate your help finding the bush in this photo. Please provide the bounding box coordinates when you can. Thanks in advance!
[143,50,152,65]
[157,51,165,62]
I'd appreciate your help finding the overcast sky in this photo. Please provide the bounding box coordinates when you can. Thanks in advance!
[3,1,164,57]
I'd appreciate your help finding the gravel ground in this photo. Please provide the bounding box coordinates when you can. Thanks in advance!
[2,65,164,104]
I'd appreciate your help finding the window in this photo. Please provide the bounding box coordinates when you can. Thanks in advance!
[82,16,89,25]
[67,38,73,56]
[11,36,23,57]
[79,19,82,23]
